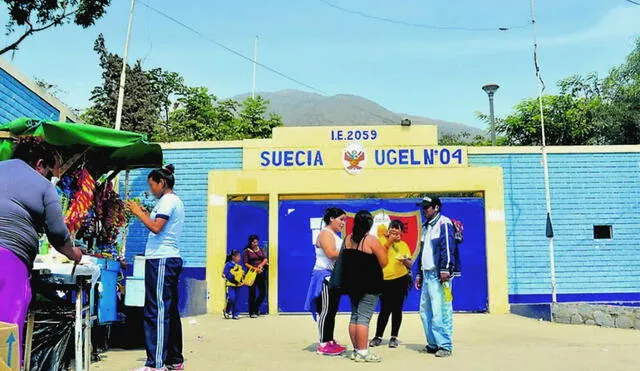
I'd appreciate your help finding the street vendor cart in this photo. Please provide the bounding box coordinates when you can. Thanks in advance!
[0,117,163,371]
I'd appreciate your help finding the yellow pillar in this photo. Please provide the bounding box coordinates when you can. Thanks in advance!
[484,170,510,314]
[268,193,279,315]
[207,173,228,314]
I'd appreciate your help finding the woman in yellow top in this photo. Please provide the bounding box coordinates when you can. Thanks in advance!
[370,220,413,349]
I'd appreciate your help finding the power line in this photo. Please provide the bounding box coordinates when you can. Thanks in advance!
[139,1,396,124]
[624,0,640,5]
[319,0,529,32]
[140,1,328,95]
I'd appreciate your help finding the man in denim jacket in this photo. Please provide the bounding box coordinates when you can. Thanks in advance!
[415,196,459,358]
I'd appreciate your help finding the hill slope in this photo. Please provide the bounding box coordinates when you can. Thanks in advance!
[232,90,484,135]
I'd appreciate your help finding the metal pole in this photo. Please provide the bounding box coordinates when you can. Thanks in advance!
[252,35,258,99]
[488,93,496,145]
[114,0,137,131]
[84,296,91,371]
[121,170,130,258]
[530,0,556,303]
[24,312,35,369]
[75,287,83,371]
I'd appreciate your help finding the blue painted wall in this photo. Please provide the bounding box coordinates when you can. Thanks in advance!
[123,147,243,267]
[123,146,640,308]
[470,153,640,303]
[0,67,60,122]
[121,147,242,315]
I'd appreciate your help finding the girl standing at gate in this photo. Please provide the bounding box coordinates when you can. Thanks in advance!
[223,250,244,320]
[304,207,348,356]
[127,164,185,371]
[370,220,413,349]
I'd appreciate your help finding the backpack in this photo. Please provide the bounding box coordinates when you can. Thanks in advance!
[451,218,464,244]
[450,218,463,276]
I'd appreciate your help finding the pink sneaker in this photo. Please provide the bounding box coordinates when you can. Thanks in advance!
[317,342,344,356]
[329,341,347,354]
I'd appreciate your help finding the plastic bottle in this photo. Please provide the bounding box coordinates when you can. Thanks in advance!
[442,281,453,302]
[39,236,50,255]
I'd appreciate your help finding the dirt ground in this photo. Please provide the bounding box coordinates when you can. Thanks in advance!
[93,313,640,371]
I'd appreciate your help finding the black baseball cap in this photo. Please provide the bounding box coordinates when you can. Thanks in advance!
[417,196,441,209]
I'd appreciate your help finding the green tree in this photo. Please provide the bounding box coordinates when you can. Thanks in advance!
[495,94,605,146]
[162,87,222,142]
[83,35,282,142]
[494,37,640,146]
[1,0,111,55]
[82,34,173,138]
[439,128,499,146]
[34,77,67,100]
[164,90,283,142]
[600,38,640,144]
[233,96,283,140]
[147,68,186,132]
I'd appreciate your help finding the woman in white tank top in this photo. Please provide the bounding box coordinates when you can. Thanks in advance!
[304,207,347,356]
[314,227,343,271]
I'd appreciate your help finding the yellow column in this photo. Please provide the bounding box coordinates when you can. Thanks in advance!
[484,171,510,314]
[207,173,228,314]
[268,193,279,315]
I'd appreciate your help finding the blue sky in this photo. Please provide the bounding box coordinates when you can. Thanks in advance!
[2,0,640,129]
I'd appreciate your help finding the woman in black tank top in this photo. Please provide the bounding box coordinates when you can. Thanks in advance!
[341,238,384,297]
[341,210,388,363]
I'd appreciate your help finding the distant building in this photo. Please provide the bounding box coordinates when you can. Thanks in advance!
[0,58,77,123]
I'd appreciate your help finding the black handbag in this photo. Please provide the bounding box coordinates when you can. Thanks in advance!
[328,240,346,290]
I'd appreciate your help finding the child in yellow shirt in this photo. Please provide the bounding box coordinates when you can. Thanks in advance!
[371,220,413,348]
[223,250,244,319]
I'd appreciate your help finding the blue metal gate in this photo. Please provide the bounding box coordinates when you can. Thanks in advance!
[277,198,488,313]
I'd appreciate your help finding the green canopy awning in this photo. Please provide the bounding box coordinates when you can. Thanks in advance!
[0,118,163,171]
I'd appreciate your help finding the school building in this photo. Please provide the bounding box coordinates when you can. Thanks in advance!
[122,124,640,316]
[0,58,77,122]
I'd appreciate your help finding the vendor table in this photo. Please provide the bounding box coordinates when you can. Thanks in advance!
[26,263,99,371]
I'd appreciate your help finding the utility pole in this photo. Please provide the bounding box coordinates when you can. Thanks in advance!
[252,35,258,99]
[114,0,137,131]
[530,0,556,303]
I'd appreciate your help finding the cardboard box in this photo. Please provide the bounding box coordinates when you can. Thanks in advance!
[0,322,19,371]
[0,358,13,371]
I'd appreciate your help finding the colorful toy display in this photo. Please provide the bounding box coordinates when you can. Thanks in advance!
[64,169,96,235]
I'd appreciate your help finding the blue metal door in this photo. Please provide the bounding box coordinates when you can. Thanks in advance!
[227,201,269,314]
[277,198,488,313]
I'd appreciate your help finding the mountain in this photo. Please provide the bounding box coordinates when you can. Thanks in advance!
[232,90,484,136]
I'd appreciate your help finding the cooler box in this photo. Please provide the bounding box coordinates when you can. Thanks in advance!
[0,322,18,371]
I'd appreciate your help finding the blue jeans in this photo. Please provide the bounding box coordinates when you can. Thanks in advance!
[419,270,453,351]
